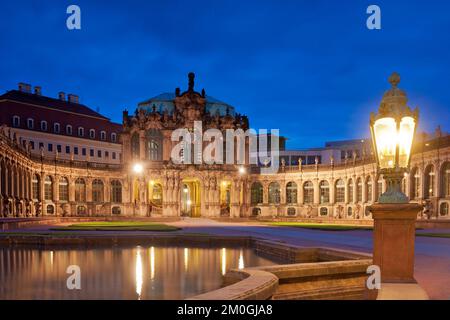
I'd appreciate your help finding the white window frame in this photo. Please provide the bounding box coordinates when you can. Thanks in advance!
[111,133,117,143]
[12,116,20,127]
[54,122,60,134]
[66,125,73,135]
[78,127,84,137]
[27,118,34,129]
[100,131,106,141]
[89,129,95,139]
[40,120,48,131]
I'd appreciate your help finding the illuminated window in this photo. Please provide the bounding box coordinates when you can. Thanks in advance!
[320,180,329,204]
[286,181,297,204]
[111,180,122,203]
[44,176,53,200]
[268,182,280,204]
[75,178,86,202]
[251,182,263,205]
[92,179,104,202]
[58,177,69,202]
[335,179,345,203]
[303,181,314,204]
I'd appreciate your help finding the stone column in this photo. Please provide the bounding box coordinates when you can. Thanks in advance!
[329,179,335,204]
[313,179,320,205]
[298,180,303,204]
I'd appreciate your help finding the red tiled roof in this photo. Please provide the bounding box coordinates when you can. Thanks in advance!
[0,90,122,143]
[0,90,109,120]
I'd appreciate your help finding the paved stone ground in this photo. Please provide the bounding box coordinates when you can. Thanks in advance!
[1,217,449,300]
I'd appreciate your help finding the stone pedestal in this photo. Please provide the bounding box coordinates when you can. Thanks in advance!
[370,203,421,283]
[364,203,427,300]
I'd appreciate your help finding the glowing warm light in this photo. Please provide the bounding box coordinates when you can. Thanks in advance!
[373,117,397,169]
[238,166,246,175]
[133,163,143,174]
[221,248,227,275]
[50,250,54,268]
[135,247,143,299]
[373,116,415,170]
[184,248,189,271]
[150,180,155,186]
[222,181,227,186]
[150,246,155,280]
[186,199,192,206]
[398,116,415,167]
[183,187,188,193]
[238,249,245,270]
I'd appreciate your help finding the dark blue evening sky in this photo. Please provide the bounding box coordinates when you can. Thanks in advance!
[0,0,449,149]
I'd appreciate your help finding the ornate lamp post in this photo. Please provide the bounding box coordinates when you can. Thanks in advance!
[368,73,427,299]
[370,72,418,203]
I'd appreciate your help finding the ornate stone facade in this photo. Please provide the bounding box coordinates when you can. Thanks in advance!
[0,74,449,219]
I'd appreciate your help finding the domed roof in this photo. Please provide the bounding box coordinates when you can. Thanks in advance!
[138,92,236,116]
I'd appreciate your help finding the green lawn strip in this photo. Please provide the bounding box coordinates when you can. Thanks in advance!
[50,221,180,232]
[416,233,450,239]
[267,222,373,231]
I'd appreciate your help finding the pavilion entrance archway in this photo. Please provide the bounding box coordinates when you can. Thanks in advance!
[181,178,201,217]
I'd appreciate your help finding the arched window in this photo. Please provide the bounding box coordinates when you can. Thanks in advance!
[12,115,20,127]
[424,165,435,199]
[78,127,84,137]
[335,179,345,203]
[89,129,95,139]
[54,123,60,134]
[92,179,104,202]
[410,167,420,200]
[27,118,34,129]
[100,131,106,141]
[366,177,373,202]
[440,162,450,198]
[44,176,53,200]
[348,179,354,203]
[146,129,163,161]
[66,125,73,135]
[303,181,314,204]
[286,181,297,204]
[131,133,140,159]
[58,177,69,202]
[75,178,86,202]
[356,178,362,202]
[111,180,122,203]
[151,183,163,206]
[268,182,280,204]
[251,182,263,205]
[40,121,48,131]
[377,176,384,201]
[32,174,39,200]
[111,133,117,143]
[319,181,329,204]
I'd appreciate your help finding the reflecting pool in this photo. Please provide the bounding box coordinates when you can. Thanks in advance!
[0,246,276,299]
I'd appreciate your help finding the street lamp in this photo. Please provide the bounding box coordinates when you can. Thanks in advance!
[133,163,143,174]
[369,72,418,203]
[367,73,427,298]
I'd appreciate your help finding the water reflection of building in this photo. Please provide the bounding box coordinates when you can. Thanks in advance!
[0,73,449,219]
[0,246,273,299]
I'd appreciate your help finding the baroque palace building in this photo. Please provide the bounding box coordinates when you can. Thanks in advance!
[0,73,449,219]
